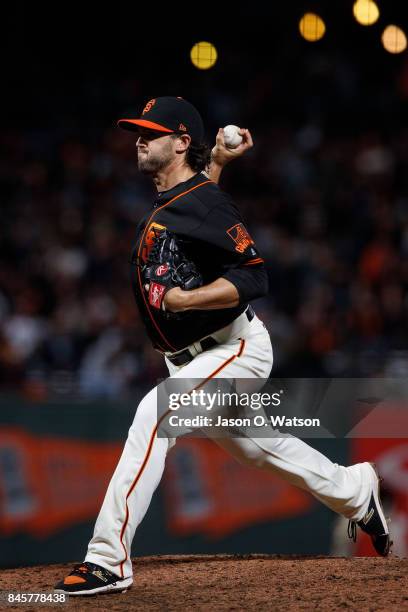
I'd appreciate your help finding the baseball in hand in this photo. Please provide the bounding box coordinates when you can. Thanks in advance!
[223,125,243,149]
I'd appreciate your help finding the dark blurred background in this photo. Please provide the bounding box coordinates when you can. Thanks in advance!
[1,1,408,566]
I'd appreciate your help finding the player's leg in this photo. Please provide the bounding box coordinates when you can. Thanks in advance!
[170,315,390,556]
[214,434,370,518]
[84,386,170,578]
[174,319,369,519]
[55,384,176,594]
[214,433,390,555]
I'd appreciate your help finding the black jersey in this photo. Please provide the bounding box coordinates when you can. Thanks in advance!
[130,172,268,352]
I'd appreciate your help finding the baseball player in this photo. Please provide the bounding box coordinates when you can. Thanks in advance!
[55,97,390,596]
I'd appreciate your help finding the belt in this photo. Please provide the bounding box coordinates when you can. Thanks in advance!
[166,305,255,367]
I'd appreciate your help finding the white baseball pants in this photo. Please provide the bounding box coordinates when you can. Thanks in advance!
[85,312,374,578]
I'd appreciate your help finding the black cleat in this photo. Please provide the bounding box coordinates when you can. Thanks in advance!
[54,561,133,596]
[348,463,391,557]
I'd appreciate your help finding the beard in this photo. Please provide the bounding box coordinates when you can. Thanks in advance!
[137,140,174,175]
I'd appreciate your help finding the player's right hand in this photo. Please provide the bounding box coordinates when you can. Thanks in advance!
[211,128,254,166]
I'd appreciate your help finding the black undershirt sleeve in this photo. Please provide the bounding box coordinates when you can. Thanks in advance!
[222,265,269,304]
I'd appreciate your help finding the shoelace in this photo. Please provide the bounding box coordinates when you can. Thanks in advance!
[348,520,357,543]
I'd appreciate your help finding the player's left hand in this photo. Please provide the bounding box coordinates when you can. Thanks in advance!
[211,128,253,167]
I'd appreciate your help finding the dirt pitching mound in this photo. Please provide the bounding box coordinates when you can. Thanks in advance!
[1,555,407,611]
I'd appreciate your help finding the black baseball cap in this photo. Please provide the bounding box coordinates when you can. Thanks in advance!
[117,96,204,143]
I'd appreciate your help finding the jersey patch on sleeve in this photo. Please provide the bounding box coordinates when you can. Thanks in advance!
[227,223,255,254]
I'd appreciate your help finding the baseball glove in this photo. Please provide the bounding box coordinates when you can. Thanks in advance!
[141,228,202,317]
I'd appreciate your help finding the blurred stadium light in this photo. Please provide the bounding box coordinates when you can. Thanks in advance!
[299,12,326,42]
[382,25,407,54]
[353,0,380,26]
[190,41,218,70]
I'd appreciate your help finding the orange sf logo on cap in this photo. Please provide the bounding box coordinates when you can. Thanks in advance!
[142,99,156,115]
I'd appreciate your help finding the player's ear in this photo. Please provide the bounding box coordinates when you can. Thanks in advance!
[174,134,191,154]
